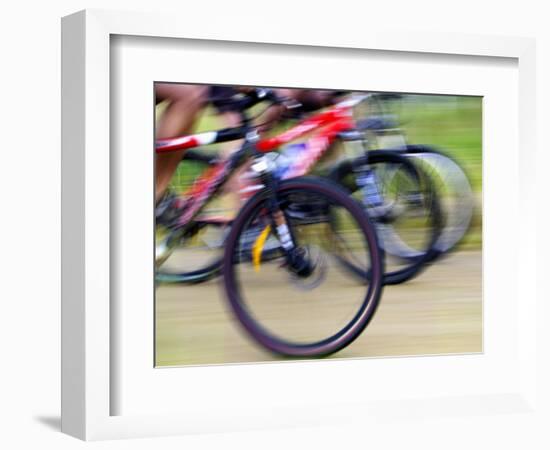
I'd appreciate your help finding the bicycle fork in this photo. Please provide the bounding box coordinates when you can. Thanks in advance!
[269,196,315,278]
[252,155,314,277]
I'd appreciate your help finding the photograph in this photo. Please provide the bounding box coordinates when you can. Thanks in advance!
[154,83,482,367]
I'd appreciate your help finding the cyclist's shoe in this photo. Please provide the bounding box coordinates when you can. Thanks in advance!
[155,190,187,229]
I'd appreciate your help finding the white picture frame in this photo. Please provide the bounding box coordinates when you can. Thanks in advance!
[61,9,539,441]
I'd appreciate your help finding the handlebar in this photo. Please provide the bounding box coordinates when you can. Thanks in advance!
[156,89,368,154]
[210,88,285,112]
[156,88,286,153]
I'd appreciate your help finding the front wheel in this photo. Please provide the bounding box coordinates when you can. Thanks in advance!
[222,177,384,357]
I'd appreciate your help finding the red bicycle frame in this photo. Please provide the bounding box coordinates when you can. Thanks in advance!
[155,97,362,226]
[156,103,356,155]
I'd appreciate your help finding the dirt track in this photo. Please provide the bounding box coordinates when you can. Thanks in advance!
[155,250,482,367]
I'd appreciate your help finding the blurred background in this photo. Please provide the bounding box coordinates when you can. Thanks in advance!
[155,90,482,367]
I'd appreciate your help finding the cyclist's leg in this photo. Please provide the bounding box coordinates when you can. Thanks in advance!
[155,83,208,202]
[214,110,263,219]
[217,111,248,216]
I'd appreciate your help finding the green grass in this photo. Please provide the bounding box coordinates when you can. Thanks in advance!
[387,95,482,192]
[366,95,482,250]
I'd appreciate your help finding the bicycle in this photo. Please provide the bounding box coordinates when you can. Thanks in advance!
[345,93,476,259]
[157,90,442,286]
[156,89,384,357]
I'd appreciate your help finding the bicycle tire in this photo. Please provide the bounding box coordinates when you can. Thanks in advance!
[156,151,224,284]
[391,145,475,260]
[222,176,384,357]
[155,220,226,284]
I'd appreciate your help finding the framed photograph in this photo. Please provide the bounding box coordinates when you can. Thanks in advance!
[61,9,539,441]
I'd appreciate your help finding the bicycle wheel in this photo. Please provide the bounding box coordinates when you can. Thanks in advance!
[155,151,227,284]
[222,176,384,357]
[330,150,442,285]
[398,145,475,258]
[155,219,226,284]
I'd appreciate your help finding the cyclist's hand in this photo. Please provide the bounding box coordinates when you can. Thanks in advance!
[255,103,288,133]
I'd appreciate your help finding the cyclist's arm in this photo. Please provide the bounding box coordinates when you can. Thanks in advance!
[255,88,338,132]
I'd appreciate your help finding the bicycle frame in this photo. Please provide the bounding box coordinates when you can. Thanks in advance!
[155,95,368,230]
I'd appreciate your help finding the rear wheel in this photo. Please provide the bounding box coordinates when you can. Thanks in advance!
[155,150,226,284]
[155,220,226,284]
[399,145,475,258]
